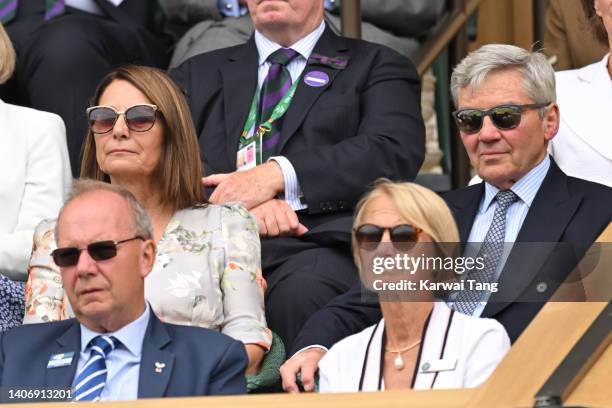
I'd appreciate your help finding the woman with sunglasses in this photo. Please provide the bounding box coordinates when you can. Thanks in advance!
[23,65,270,374]
[318,180,509,392]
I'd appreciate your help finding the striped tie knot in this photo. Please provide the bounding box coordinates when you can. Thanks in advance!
[495,190,519,211]
[89,335,118,358]
[267,48,299,66]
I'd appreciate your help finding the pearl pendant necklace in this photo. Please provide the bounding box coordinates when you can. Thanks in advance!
[386,340,421,371]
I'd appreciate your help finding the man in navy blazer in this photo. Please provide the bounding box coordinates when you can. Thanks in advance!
[0,180,247,402]
[170,0,425,352]
[280,44,612,392]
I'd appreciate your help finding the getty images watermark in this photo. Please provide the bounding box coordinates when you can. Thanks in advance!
[369,252,497,293]
[358,241,612,303]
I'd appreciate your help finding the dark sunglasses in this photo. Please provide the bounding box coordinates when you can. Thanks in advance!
[354,224,423,250]
[452,103,549,134]
[86,104,159,134]
[52,236,144,267]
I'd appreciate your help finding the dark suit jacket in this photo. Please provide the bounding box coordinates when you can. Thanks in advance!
[291,159,612,351]
[0,313,247,402]
[170,26,425,229]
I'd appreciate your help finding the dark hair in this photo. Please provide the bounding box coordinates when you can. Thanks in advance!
[581,0,609,47]
[81,65,205,212]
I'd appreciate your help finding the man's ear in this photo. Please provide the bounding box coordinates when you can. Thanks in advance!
[140,240,156,278]
[542,103,560,142]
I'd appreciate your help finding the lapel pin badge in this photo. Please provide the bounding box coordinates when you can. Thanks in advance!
[155,362,166,374]
[47,351,75,368]
[304,71,330,87]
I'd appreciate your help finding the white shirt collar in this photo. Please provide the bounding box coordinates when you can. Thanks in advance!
[481,155,551,212]
[254,20,326,66]
[79,302,150,357]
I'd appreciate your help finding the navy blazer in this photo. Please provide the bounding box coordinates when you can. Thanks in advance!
[170,26,425,228]
[0,313,247,402]
[291,158,612,351]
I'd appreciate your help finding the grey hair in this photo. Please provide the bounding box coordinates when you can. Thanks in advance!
[450,44,556,113]
[55,179,154,243]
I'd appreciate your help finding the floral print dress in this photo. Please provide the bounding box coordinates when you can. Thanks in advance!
[24,203,271,350]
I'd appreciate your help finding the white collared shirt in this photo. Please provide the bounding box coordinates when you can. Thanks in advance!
[73,303,150,401]
[65,0,123,15]
[453,155,551,317]
[253,21,327,211]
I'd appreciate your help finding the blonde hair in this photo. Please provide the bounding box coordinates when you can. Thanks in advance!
[0,23,16,85]
[352,179,460,272]
[80,65,204,212]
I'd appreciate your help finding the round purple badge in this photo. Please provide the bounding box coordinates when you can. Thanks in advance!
[304,71,329,87]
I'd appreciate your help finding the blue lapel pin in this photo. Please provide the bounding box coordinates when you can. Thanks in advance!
[47,352,75,368]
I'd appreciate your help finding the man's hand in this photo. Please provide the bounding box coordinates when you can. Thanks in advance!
[250,199,308,238]
[280,348,327,393]
[202,162,284,210]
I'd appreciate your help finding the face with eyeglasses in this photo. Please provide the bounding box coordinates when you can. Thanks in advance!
[89,79,164,183]
[55,190,155,332]
[456,69,559,190]
[354,194,435,292]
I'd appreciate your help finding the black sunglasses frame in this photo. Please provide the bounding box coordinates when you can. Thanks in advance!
[452,102,549,134]
[353,224,423,250]
[86,104,159,134]
[52,236,144,267]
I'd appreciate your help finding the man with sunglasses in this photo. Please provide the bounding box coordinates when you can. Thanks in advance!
[280,44,612,392]
[0,180,248,402]
[170,0,425,353]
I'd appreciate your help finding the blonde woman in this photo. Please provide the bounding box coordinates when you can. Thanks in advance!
[318,180,510,391]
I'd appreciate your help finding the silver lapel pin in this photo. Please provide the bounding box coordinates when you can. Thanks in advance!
[155,362,166,373]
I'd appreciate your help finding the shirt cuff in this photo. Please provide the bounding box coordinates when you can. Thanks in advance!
[269,156,307,211]
[291,345,329,358]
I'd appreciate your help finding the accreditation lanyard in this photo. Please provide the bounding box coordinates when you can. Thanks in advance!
[357,308,455,391]
[236,78,300,171]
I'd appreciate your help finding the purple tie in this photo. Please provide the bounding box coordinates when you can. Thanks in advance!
[0,0,18,23]
[258,48,299,161]
[44,0,65,20]
[0,0,65,23]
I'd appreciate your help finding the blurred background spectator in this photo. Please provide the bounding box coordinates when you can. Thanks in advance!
[0,0,170,176]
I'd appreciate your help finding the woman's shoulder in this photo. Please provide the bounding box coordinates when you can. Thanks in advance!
[171,202,256,231]
[34,218,58,234]
[327,321,381,356]
[555,56,607,89]
[2,102,65,134]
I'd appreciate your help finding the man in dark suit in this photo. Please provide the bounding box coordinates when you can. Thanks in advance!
[170,0,425,352]
[0,0,168,176]
[279,43,612,392]
[0,180,247,402]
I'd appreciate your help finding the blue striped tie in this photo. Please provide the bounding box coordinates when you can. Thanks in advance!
[72,335,118,402]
